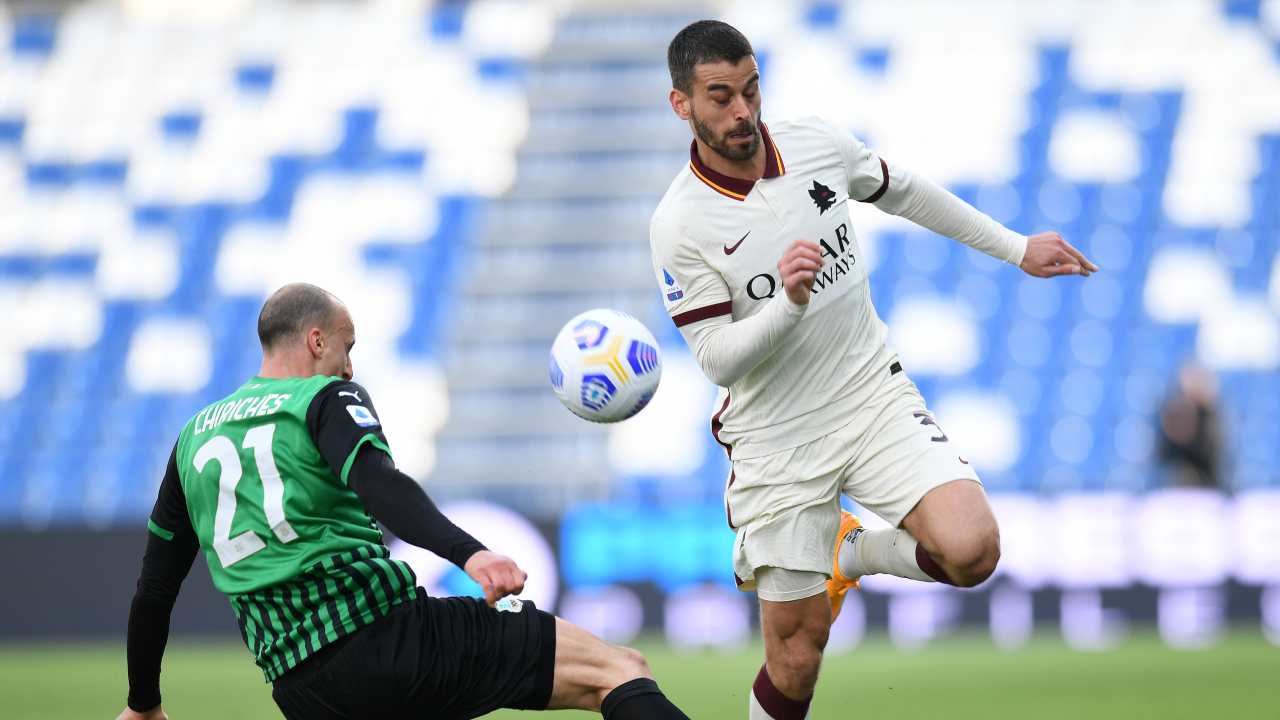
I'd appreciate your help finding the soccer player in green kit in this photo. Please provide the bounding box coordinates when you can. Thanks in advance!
[118,283,689,720]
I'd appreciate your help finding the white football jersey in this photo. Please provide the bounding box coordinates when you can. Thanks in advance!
[650,116,898,460]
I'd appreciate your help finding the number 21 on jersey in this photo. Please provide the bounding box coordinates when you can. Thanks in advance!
[193,424,299,568]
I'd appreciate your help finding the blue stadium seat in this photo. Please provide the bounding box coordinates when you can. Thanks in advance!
[234,63,275,94]
[11,14,57,57]
[0,116,23,146]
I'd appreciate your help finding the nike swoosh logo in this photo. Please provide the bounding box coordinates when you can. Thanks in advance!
[724,231,750,255]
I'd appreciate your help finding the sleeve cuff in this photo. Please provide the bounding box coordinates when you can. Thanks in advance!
[453,542,488,569]
[128,693,161,713]
[781,294,809,316]
[147,519,175,542]
[340,435,393,485]
[1006,232,1029,267]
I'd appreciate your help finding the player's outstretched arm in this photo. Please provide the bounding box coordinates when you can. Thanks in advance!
[310,380,525,604]
[345,445,526,605]
[868,162,1097,277]
[1019,230,1099,278]
[119,447,198,720]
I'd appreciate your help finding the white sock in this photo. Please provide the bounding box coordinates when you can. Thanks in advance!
[749,687,811,719]
[837,527,934,582]
[749,691,775,719]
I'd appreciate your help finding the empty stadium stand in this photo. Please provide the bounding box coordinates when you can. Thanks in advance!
[0,0,1277,531]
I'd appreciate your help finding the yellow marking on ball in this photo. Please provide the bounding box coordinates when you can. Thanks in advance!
[583,334,630,385]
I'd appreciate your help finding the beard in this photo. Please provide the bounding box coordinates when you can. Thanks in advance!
[692,110,760,163]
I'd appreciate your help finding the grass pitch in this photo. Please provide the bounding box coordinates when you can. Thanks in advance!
[2,630,1276,719]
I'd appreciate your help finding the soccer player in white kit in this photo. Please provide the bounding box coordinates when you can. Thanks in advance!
[650,21,1099,719]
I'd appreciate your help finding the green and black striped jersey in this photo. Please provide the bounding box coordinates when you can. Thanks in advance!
[148,375,418,681]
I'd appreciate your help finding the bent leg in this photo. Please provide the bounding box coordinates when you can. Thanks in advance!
[546,617,688,718]
[839,376,995,588]
[900,478,1000,587]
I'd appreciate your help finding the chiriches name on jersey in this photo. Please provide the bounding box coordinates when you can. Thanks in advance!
[193,394,292,435]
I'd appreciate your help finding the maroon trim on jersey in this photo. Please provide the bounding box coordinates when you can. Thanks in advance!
[711,393,736,528]
[671,301,733,327]
[711,394,733,457]
[688,122,785,201]
[723,471,737,529]
[859,158,891,203]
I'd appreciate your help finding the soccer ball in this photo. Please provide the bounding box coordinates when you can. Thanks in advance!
[549,309,662,423]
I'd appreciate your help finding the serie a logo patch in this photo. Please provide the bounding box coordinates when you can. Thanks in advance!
[346,404,379,427]
[662,266,684,302]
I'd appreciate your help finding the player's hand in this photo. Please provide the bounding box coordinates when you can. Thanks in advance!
[116,705,167,720]
[463,550,527,607]
[1020,231,1098,278]
[777,240,824,305]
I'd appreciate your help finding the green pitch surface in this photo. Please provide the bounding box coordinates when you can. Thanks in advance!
[3,631,1277,719]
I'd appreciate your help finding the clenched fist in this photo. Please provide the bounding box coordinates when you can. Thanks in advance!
[778,240,824,305]
[464,550,527,607]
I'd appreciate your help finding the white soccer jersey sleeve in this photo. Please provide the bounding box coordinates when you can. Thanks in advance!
[650,211,808,386]
[816,117,891,203]
[874,164,1028,266]
[815,118,1026,265]
[650,212,732,328]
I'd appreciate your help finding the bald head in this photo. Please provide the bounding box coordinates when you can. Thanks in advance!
[257,283,343,352]
[255,283,356,381]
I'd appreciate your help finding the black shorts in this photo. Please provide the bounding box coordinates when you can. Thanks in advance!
[271,591,557,720]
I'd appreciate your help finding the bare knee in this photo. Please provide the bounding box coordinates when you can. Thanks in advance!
[942,526,1001,587]
[903,479,1002,588]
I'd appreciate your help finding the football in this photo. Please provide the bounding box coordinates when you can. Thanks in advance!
[549,309,663,423]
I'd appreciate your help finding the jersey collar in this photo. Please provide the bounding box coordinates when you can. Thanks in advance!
[688,122,785,201]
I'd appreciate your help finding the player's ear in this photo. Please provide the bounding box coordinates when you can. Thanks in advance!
[306,327,324,358]
[669,88,691,120]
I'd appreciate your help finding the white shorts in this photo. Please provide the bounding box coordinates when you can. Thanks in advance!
[728,362,981,597]
[755,567,829,603]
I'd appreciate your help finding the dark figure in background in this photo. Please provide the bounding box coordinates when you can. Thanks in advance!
[1157,362,1224,489]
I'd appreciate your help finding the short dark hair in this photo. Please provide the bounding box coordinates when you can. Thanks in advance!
[667,20,755,94]
[257,283,340,351]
